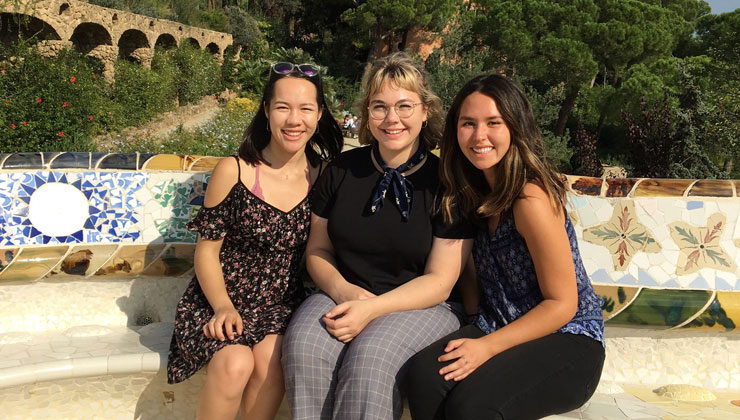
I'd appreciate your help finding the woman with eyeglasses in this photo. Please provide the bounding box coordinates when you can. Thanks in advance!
[167,62,343,420]
[282,52,475,420]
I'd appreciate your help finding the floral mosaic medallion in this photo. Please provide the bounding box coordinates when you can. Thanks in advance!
[669,213,737,276]
[583,200,661,270]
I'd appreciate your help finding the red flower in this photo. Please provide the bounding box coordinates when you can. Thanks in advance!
[63,102,68,108]
[92,73,97,79]
[36,97,42,103]
[23,121,27,125]
[10,123,16,129]
[89,115,94,121]
[58,131,64,137]
[70,76,76,83]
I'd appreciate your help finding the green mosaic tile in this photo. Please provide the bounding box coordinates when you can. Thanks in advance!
[607,288,713,328]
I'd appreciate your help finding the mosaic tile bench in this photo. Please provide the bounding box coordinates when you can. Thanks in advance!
[0,152,739,419]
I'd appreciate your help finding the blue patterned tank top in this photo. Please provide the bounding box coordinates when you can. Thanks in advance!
[473,212,605,346]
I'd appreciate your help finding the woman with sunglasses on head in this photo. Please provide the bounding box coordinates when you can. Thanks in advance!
[282,52,475,420]
[167,62,343,420]
[404,74,605,420]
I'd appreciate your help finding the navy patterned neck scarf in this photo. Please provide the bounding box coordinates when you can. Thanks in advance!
[369,142,427,221]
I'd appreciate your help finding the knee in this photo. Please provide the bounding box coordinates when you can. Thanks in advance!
[405,348,441,391]
[208,349,254,395]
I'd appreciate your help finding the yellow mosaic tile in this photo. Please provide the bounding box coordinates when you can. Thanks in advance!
[142,154,186,171]
[0,248,19,274]
[654,385,717,402]
[142,244,195,276]
[668,213,738,276]
[0,246,69,282]
[94,244,167,277]
[189,156,223,172]
[688,180,735,198]
[634,179,693,197]
[44,244,120,279]
[594,285,640,321]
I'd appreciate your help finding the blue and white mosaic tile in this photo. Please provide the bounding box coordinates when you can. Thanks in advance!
[0,172,148,245]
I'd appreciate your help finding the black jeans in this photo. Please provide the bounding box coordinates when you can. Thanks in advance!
[404,325,605,420]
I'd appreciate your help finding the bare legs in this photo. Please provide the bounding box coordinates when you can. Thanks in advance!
[196,335,284,420]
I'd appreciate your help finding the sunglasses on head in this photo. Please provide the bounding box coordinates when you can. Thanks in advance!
[272,62,321,77]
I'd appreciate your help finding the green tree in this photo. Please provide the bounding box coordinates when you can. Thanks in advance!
[341,0,458,60]
[474,0,702,135]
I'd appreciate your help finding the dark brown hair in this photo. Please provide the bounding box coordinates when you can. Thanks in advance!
[439,74,566,223]
[238,68,343,167]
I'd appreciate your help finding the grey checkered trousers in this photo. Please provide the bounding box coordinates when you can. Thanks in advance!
[282,292,462,420]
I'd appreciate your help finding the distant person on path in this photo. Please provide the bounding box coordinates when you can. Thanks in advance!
[166,62,343,420]
[342,114,354,137]
[405,74,605,420]
[281,52,475,420]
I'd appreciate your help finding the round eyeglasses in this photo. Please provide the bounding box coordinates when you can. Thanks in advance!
[272,62,320,77]
[368,102,424,120]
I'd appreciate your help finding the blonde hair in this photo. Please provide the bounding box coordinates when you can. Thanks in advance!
[357,52,443,150]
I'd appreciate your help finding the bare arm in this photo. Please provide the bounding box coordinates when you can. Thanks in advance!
[194,157,244,341]
[324,236,473,342]
[439,183,578,381]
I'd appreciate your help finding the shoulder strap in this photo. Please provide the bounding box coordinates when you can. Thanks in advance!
[232,155,241,180]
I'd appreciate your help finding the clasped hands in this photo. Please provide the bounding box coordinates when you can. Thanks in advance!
[323,284,376,343]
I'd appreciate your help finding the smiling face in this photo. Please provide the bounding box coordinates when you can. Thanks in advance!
[457,91,511,176]
[266,77,322,156]
[368,81,428,165]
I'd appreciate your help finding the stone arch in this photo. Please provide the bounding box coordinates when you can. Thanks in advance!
[0,13,61,45]
[154,33,177,50]
[205,42,219,55]
[70,22,112,55]
[184,37,199,49]
[118,29,149,62]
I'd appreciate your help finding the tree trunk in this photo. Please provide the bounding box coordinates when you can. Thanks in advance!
[723,158,733,174]
[555,85,580,136]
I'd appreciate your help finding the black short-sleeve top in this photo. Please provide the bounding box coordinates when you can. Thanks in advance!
[311,146,475,296]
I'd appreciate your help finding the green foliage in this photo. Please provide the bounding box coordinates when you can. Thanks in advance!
[111,59,176,127]
[107,106,252,156]
[170,44,222,105]
[0,44,104,152]
[341,0,457,53]
[224,6,266,57]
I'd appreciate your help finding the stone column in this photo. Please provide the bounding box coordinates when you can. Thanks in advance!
[131,47,153,68]
[87,45,119,83]
[36,40,73,58]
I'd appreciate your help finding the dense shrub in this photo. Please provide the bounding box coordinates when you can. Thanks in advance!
[112,59,177,127]
[171,44,222,105]
[0,45,106,152]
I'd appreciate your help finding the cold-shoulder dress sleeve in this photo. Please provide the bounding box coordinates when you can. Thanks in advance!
[186,184,238,240]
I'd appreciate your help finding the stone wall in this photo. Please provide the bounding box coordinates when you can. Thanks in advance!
[1,0,233,79]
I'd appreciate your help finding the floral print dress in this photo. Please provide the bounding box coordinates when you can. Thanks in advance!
[167,161,311,384]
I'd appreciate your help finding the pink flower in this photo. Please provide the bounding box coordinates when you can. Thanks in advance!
[36,97,42,104]
[63,102,68,108]
[70,76,76,83]
[89,115,94,121]
[11,123,16,129]
[23,121,27,125]
[58,131,64,137]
